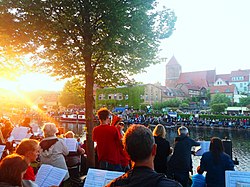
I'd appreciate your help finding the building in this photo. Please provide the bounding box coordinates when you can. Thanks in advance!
[165,56,250,99]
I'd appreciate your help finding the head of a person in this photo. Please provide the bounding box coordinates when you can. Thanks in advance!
[0,154,28,186]
[197,165,203,174]
[64,131,75,138]
[15,139,40,163]
[42,123,58,138]
[97,107,110,121]
[209,137,224,154]
[123,124,155,162]
[152,124,166,138]
[178,126,189,136]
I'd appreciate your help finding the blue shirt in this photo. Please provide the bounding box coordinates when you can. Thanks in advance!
[191,174,206,187]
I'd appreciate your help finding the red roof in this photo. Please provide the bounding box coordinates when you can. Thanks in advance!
[216,74,231,82]
[177,70,216,88]
[210,85,236,94]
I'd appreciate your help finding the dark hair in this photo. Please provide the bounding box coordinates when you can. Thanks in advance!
[0,154,28,186]
[209,137,224,164]
[123,124,154,162]
[97,108,110,121]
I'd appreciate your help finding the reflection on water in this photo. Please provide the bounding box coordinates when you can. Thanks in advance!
[62,123,250,171]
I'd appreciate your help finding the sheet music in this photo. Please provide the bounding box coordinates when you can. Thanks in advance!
[84,168,124,187]
[226,171,250,187]
[0,145,6,159]
[195,141,210,156]
[35,164,67,187]
[64,138,78,152]
[8,127,30,141]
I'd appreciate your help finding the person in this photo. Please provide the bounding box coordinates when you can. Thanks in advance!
[92,108,122,171]
[15,138,40,181]
[191,166,205,187]
[0,154,29,187]
[152,124,172,174]
[64,131,85,177]
[39,123,69,181]
[168,126,200,187]
[200,137,234,187]
[105,124,182,187]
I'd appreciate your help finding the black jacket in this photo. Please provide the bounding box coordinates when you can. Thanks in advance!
[105,166,182,187]
[168,135,200,173]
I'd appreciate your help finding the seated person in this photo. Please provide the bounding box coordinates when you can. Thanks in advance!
[15,138,40,181]
[105,124,182,187]
[0,154,28,187]
[191,166,205,187]
[64,131,85,167]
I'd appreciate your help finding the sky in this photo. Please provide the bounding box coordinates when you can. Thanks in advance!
[1,0,250,91]
[133,0,250,85]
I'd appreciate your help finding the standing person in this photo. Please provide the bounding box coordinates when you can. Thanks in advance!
[92,108,122,171]
[168,126,200,187]
[39,123,69,181]
[105,124,182,187]
[15,139,40,181]
[200,137,234,187]
[153,124,172,174]
[0,154,28,187]
[191,166,205,187]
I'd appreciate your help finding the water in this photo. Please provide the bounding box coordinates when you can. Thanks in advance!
[61,123,250,171]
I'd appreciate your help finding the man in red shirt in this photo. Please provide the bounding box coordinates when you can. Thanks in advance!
[92,108,122,171]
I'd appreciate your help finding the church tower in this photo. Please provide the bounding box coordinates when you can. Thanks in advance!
[165,56,182,87]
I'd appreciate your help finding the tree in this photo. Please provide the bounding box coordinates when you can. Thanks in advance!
[0,0,176,167]
[239,96,250,107]
[211,103,228,113]
[210,93,231,106]
[59,78,85,107]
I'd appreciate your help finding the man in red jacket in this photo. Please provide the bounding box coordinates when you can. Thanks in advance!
[92,108,122,171]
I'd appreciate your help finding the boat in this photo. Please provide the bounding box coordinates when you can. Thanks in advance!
[60,113,86,123]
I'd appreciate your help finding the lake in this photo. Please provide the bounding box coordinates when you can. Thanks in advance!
[61,123,250,172]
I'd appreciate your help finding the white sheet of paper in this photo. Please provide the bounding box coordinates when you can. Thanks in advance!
[84,168,124,187]
[9,126,30,141]
[195,141,210,156]
[226,171,250,187]
[64,138,78,152]
[0,145,6,159]
[35,164,67,187]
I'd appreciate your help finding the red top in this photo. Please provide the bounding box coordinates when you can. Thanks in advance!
[23,165,36,181]
[93,124,121,165]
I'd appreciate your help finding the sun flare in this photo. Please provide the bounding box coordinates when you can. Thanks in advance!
[0,73,65,92]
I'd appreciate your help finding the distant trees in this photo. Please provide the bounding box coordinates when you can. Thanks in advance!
[210,93,231,113]
[59,78,85,107]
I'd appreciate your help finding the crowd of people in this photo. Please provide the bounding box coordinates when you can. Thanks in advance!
[0,107,236,187]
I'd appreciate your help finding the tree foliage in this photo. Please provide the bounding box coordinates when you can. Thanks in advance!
[210,93,231,106]
[0,0,177,167]
[211,103,228,113]
[239,96,250,107]
[59,78,85,107]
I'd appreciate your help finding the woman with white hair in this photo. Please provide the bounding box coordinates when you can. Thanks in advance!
[39,123,69,181]
[152,124,172,174]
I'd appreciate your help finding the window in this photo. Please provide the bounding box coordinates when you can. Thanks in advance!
[108,94,112,99]
[125,94,128,100]
[98,94,105,100]
[240,83,243,88]
[114,94,117,100]
[215,90,219,93]
[140,95,144,99]
[244,87,247,91]
[145,94,148,101]
[225,89,230,92]
[118,94,122,100]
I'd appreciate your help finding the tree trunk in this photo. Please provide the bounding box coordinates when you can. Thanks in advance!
[85,57,95,168]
